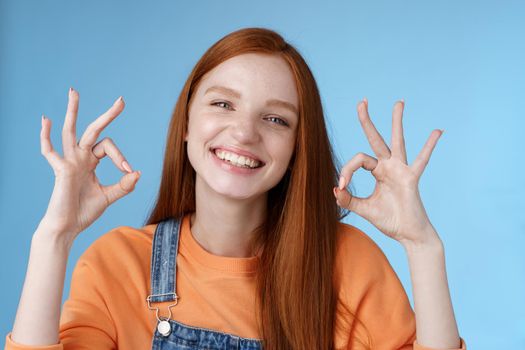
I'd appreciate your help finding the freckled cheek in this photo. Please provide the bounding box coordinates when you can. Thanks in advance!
[188,116,225,145]
[200,123,222,141]
[267,137,296,167]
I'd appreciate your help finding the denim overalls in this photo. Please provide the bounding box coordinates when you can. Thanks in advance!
[147,216,264,350]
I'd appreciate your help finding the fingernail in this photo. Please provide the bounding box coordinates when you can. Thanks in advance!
[122,160,132,173]
[137,170,142,176]
[41,114,45,125]
[363,97,368,105]
[117,96,124,103]
[338,176,345,190]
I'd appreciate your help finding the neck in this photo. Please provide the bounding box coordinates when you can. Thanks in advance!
[191,177,266,258]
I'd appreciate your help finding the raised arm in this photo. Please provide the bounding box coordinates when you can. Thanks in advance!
[10,224,73,347]
[8,88,140,347]
[334,98,463,349]
[402,229,461,349]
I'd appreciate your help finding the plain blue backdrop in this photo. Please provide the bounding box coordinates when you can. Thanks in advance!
[1,0,524,348]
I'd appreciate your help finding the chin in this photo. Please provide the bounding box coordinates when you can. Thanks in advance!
[195,166,285,201]
[211,184,263,201]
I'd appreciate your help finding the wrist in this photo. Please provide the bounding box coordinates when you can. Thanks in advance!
[32,224,74,253]
[400,227,443,255]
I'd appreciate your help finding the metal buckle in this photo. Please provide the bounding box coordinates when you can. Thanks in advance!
[146,292,179,323]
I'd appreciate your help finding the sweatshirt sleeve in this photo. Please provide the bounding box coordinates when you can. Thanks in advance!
[335,224,466,350]
[5,235,118,350]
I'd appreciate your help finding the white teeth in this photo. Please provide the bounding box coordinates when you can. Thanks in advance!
[214,149,261,168]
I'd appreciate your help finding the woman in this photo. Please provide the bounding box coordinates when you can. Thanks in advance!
[6,28,466,349]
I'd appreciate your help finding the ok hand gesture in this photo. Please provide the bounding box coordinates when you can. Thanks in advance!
[333,99,444,247]
[38,88,141,244]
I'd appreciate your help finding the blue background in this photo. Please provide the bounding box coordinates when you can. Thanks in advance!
[1,1,524,348]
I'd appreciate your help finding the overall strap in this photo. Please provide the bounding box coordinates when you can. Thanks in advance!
[148,216,182,303]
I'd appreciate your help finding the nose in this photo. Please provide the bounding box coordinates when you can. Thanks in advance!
[231,117,261,144]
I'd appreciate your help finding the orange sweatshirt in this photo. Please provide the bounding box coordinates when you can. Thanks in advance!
[5,213,466,349]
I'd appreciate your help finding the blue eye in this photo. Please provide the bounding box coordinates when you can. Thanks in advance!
[212,101,233,110]
[212,101,288,127]
[266,116,288,126]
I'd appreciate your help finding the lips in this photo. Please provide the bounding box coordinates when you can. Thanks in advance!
[210,146,265,166]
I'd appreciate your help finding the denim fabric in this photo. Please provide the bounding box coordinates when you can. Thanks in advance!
[149,216,264,350]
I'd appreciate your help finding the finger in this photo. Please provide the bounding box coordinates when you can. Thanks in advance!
[334,187,368,218]
[357,99,391,159]
[91,137,134,173]
[78,96,125,150]
[411,129,443,176]
[40,115,62,169]
[62,88,79,158]
[102,170,141,206]
[390,100,408,164]
[338,152,378,190]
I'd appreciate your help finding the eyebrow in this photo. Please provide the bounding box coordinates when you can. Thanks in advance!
[204,85,299,115]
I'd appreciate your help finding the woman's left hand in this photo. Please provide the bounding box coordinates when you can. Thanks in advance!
[334,99,443,247]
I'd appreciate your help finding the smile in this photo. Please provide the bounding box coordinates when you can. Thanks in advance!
[210,149,265,174]
[211,148,263,169]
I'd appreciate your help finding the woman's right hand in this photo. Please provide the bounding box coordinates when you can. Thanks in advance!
[38,88,141,245]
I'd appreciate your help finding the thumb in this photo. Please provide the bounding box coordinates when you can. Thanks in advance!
[104,170,141,206]
[335,187,367,218]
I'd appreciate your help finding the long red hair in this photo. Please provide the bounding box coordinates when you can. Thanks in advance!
[145,27,350,349]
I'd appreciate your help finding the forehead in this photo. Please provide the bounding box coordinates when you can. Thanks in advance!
[196,53,299,106]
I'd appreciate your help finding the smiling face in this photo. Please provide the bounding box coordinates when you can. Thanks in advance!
[185,52,299,200]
